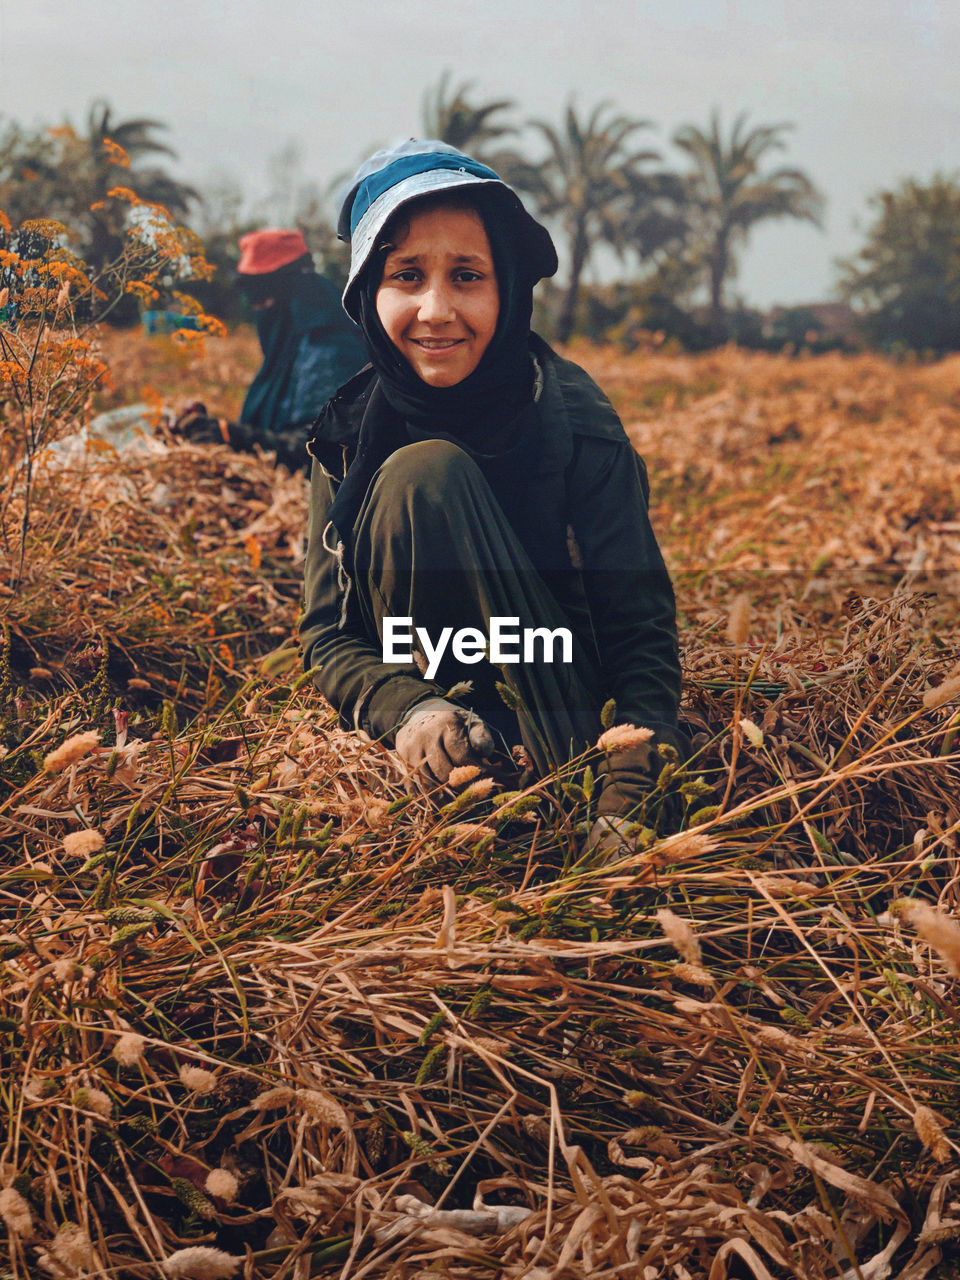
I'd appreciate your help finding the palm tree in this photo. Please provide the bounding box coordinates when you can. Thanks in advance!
[509,100,665,343]
[83,100,197,273]
[85,100,178,169]
[673,110,824,341]
[1,102,197,272]
[420,73,516,160]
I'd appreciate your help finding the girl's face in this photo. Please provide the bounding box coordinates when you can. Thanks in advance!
[375,204,499,387]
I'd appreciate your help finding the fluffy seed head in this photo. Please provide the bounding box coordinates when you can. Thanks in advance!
[252,1085,295,1111]
[361,796,390,827]
[923,674,960,710]
[446,823,497,844]
[179,1065,217,1093]
[62,829,105,858]
[671,962,714,986]
[23,1075,57,1102]
[53,958,83,983]
[646,831,717,868]
[297,1088,348,1128]
[914,1105,951,1162]
[0,1186,33,1236]
[596,724,654,753]
[739,717,764,748]
[892,897,960,977]
[726,593,751,645]
[112,1032,146,1066]
[755,1025,808,1054]
[623,1090,659,1111]
[204,1168,238,1202]
[448,765,481,786]
[656,908,701,965]
[74,1087,113,1118]
[43,731,100,774]
[469,1037,510,1057]
[161,1246,242,1278]
[463,776,496,801]
[51,1222,94,1268]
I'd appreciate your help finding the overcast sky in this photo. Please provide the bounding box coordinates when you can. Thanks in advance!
[1,0,957,307]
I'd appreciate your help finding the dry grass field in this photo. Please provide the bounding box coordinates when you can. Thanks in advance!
[1,330,959,1279]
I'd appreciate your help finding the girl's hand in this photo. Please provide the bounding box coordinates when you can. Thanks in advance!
[395,698,498,788]
[583,815,635,867]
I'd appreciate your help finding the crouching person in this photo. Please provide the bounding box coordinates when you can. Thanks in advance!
[298,141,685,854]
[173,229,367,472]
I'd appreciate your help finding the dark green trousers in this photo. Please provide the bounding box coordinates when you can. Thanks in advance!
[351,439,603,774]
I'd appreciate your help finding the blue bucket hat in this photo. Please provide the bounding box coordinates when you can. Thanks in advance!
[337,139,558,321]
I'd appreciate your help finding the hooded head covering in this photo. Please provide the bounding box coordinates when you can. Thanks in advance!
[338,140,556,322]
[337,139,557,436]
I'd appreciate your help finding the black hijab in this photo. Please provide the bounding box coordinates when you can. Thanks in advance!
[327,187,540,553]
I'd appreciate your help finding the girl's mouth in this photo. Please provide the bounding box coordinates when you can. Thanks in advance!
[411,338,464,350]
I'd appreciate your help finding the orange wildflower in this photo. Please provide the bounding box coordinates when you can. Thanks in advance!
[102,138,131,168]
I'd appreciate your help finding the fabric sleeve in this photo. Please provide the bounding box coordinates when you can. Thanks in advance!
[299,460,445,743]
[569,436,682,739]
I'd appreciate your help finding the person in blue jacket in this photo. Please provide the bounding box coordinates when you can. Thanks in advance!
[174,229,367,471]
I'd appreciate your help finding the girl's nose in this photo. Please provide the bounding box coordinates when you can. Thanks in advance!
[417,283,456,324]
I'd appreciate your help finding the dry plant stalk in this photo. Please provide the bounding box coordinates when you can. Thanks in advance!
[1,338,959,1279]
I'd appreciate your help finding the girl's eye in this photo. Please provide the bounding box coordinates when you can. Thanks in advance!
[391,269,420,283]
[455,270,482,283]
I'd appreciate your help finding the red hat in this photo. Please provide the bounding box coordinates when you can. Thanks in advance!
[237,228,309,275]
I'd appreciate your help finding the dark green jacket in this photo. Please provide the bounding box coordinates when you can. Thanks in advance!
[300,335,681,748]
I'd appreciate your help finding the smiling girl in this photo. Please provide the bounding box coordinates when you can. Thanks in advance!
[300,141,683,841]
[375,201,499,387]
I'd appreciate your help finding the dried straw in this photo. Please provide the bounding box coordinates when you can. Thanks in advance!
[3,334,960,1279]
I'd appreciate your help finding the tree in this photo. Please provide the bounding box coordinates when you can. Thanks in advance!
[420,72,516,160]
[673,110,824,341]
[0,101,198,290]
[838,173,960,353]
[81,101,197,273]
[510,100,670,343]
